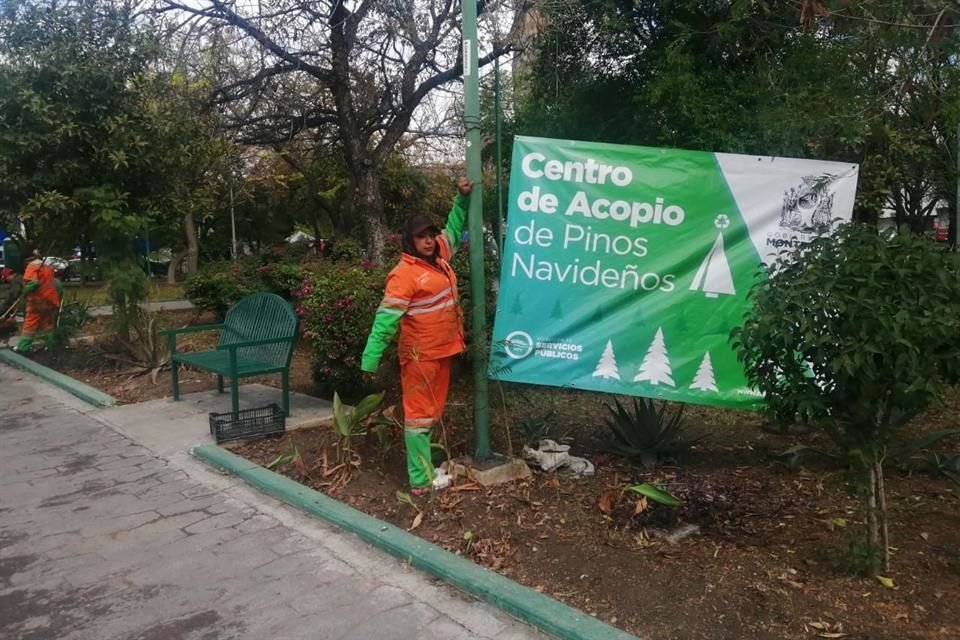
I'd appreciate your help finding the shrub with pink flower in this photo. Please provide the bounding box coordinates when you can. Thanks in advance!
[299,262,390,399]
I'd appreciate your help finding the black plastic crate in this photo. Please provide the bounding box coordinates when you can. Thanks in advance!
[209,404,286,443]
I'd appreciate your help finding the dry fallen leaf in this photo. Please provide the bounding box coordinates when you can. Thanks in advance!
[920,532,929,541]
[598,490,617,515]
[408,511,423,532]
[818,633,847,638]
[450,482,481,492]
[876,576,895,588]
[634,496,649,515]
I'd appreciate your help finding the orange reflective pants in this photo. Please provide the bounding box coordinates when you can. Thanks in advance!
[400,356,452,488]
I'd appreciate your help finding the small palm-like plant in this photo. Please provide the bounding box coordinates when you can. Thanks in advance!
[332,390,385,454]
[603,398,699,469]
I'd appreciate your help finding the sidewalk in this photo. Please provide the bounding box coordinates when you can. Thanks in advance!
[0,364,546,640]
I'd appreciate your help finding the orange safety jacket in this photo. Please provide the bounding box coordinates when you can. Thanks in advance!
[361,194,468,372]
[23,260,60,308]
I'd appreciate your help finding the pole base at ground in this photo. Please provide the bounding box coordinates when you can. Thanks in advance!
[449,455,532,487]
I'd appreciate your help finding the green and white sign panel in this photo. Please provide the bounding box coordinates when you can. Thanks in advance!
[489,136,859,410]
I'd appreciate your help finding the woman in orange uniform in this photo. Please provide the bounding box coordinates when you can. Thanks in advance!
[15,250,61,352]
[362,178,472,492]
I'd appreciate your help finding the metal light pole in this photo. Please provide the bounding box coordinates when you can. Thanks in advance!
[955,121,959,249]
[229,180,238,261]
[463,0,492,461]
[494,41,504,253]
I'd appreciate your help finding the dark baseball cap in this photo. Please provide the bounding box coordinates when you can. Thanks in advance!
[406,215,440,236]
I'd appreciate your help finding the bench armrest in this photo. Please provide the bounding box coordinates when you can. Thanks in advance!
[162,323,225,356]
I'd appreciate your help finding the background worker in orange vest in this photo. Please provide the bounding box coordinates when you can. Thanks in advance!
[15,249,61,352]
[362,177,472,493]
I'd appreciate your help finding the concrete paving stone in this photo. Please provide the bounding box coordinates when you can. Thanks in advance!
[436,592,509,638]
[150,469,192,484]
[113,510,209,538]
[245,550,339,583]
[110,467,162,484]
[121,551,243,589]
[182,511,247,535]
[16,531,85,556]
[155,494,226,517]
[158,523,246,555]
[288,575,380,615]
[234,513,280,534]
[61,556,138,589]
[367,583,416,610]
[215,572,318,612]
[95,457,152,472]
[207,527,293,560]
[1,364,547,640]
[338,601,445,640]
[420,614,485,640]
[179,484,222,499]
[8,552,103,589]
[74,510,161,538]
[201,502,231,516]
[270,533,313,557]
[133,478,199,499]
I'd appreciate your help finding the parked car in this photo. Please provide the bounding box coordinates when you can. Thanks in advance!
[42,256,69,279]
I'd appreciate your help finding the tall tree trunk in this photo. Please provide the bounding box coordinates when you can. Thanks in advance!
[166,251,185,285]
[166,210,199,284]
[184,209,199,274]
[357,167,386,265]
[865,463,880,576]
[875,456,890,573]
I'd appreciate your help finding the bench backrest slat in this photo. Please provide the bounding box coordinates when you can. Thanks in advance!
[219,293,299,368]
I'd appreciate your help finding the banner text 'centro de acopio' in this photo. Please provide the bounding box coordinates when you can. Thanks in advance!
[488,136,859,409]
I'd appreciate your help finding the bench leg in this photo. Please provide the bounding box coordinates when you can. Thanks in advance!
[171,360,180,401]
[230,377,239,416]
[281,370,290,416]
[217,375,224,393]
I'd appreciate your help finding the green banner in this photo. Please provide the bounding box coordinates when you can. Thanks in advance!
[489,136,859,409]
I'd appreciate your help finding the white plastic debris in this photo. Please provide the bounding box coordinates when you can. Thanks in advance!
[522,439,595,478]
[562,455,595,478]
[432,463,452,490]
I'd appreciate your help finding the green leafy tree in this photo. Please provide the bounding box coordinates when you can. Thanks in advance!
[0,0,163,255]
[732,224,960,575]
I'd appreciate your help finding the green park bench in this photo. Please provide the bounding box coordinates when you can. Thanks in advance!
[164,292,299,416]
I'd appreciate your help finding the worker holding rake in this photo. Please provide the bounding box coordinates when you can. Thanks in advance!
[13,249,61,352]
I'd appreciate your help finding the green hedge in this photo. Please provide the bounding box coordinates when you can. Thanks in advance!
[185,258,313,319]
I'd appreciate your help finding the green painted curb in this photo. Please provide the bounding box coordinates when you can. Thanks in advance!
[0,349,116,408]
[193,444,641,640]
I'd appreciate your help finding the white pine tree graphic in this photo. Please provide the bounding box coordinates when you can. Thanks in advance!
[689,352,719,392]
[633,327,675,386]
[592,340,620,380]
[690,233,736,298]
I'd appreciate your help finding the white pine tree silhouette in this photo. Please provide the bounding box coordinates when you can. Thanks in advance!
[690,233,736,298]
[689,352,719,392]
[633,327,675,386]
[592,340,620,380]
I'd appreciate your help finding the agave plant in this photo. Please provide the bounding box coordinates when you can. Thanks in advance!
[603,398,700,469]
